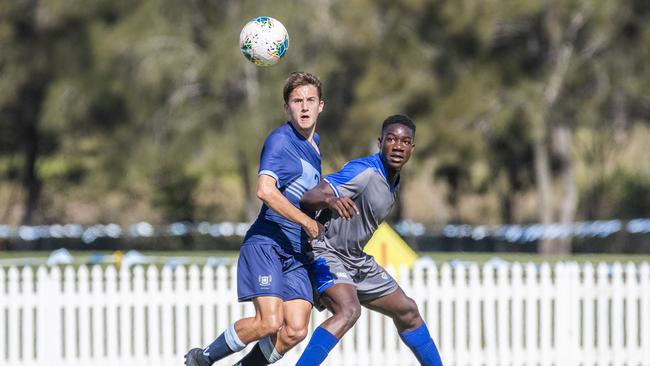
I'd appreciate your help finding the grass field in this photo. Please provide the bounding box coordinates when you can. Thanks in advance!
[1,250,650,266]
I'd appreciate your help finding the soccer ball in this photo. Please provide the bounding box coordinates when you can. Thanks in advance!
[239,16,289,66]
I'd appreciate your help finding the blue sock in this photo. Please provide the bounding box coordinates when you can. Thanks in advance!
[233,337,283,366]
[234,342,267,366]
[399,323,443,366]
[295,326,339,366]
[204,324,246,363]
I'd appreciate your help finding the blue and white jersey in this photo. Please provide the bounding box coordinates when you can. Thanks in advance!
[313,153,400,263]
[244,122,321,257]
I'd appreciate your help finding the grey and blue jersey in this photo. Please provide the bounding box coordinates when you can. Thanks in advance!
[316,153,399,261]
[310,153,400,302]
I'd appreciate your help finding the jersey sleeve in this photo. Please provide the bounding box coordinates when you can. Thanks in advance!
[258,133,293,188]
[323,160,372,199]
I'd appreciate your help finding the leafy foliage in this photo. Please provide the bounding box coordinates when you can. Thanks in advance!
[0,0,648,234]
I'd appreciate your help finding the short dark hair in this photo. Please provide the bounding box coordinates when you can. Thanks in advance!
[381,114,416,135]
[283,72,322,103]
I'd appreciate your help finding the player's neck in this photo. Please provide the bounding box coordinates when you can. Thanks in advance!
[380,158,400,186]
[290,121,316,141]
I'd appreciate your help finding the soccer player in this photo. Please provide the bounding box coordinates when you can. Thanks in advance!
[185,72,325,366]
[295,115,443,366]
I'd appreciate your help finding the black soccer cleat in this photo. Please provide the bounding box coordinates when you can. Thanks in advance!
[184,348,211,366]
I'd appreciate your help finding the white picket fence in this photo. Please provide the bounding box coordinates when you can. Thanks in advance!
[1,261,649,366]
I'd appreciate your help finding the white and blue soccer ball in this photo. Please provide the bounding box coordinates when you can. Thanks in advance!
[239,16,289,66]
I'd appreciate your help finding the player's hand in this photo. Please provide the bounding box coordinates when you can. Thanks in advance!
[325,196,359,220]
[305,220,326,241]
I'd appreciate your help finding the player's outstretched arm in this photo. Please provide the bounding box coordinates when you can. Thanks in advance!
[257,174,324,239]
[301,181,359,220]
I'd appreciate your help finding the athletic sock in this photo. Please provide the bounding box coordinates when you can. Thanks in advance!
[233,337,283,366]
[295,326,339,366]
[204,324,246,363]
[233,342,267,366]
[399,322,443,366]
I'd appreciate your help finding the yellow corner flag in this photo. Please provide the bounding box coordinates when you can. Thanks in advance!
[364,223,418,272]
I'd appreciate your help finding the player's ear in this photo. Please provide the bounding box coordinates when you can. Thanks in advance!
[318,99,324,113]
[284,103,289,114]
[377,137,382,150]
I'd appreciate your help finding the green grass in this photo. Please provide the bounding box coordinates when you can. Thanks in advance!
[420,252,650,264]
[1,250,649,266]
[0,250,238,267]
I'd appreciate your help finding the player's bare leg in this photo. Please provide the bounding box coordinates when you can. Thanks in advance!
[186,296,283,366]
[276,299,312,352]
[233,299,312,365]
[318,284,361,337]
[234,296,285,342]
[362,287,421,332]
[295,284,361,365]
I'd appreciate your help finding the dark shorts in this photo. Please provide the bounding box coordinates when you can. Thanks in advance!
[309,248,399,305]
[237,241,313,304]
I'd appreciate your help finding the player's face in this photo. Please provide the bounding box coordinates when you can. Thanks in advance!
[378,124,415,171]
[284,84,324,133]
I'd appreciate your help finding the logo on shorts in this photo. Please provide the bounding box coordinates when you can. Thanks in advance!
[336,272,348,279]
[380,272,388,280]
[258,275,272,288]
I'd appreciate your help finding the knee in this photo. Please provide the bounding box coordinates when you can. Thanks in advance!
[336,303,362,329]
[395,298,421,329]
[257,315,283,337]
[281,324,309,347]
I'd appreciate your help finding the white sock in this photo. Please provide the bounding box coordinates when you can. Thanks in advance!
[225,324,246,352]
[259,336,283,363]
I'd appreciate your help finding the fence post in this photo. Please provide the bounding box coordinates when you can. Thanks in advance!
[640,263,650,364]
[160,265,174,366]
[538,263,552,366]
[440,263,453,365]
[105,266,119,366]
[78,265,91,365]
[187,265,201,352]
[511,263,524,366]
[35,266,49,366]
[611,263,624,366]
[454,263,467,366]
[51,266,64,366]
[496,263,510,366]
[482,264,496,366]
[624,262,638,366]
[554,262,571,365]
[425,262,439,354]
[596,262,610,366]
[22,266,35,365]
[90,265,105,366]
[468,263,481,365]
[582,263,595,366]
[133,266,146,364]
[8,267,20,365]
[174,265,188,362]
[524,263,539,365]
[201,265,215,347]
[146,265,161,365]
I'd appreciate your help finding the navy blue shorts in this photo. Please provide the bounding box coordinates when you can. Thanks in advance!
[237,242,314,304]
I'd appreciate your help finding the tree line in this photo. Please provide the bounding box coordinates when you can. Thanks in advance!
[1,0,648,254]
